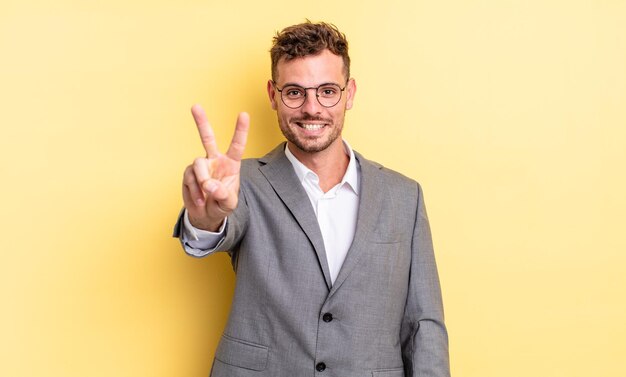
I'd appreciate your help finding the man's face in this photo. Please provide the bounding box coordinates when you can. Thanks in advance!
[267,49,356,155]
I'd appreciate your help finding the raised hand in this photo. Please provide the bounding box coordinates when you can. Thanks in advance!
[182,104,250,231]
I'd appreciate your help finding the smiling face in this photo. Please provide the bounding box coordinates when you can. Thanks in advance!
[268,49,356,157]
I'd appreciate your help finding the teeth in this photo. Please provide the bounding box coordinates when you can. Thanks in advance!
[301,123,324,130]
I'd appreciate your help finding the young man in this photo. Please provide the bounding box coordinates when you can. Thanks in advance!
[174,21,450,377]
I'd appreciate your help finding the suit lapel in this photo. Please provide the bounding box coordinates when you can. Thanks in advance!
[329,152,384,296]
[258,144,333,290]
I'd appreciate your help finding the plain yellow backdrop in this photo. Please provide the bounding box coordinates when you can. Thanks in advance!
[2,1,625,376]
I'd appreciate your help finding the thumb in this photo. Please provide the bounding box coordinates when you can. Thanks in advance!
[204,179,239,215]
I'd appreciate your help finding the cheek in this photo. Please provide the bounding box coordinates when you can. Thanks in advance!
[330,108,345,121]
[279,106,299,119]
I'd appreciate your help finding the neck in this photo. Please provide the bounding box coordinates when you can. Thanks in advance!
[287,140,349,193]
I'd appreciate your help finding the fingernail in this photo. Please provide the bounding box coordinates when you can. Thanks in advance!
[195,198,204,207]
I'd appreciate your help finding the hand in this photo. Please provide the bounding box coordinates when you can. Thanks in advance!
[182,104,250,231]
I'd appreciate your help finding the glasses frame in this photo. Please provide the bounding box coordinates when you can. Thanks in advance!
[272,80,348,109]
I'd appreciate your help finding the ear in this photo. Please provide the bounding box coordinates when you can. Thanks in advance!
[267,80,278,110]
[345,78,357,110]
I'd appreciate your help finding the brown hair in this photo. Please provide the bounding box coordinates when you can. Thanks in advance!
[270,21,350,81]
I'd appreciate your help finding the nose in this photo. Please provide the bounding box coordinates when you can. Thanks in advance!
[300,88,322,115]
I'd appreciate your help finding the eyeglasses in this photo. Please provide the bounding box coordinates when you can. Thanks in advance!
[272,81,347,109]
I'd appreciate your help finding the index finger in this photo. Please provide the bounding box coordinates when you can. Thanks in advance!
[225,112,250,161]
[191,104,219,158]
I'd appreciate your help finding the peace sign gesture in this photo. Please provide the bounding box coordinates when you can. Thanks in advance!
[182,104,250,231]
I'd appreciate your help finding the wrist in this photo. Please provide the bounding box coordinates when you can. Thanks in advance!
[189,215,225,232]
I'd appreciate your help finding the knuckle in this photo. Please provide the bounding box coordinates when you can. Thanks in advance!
[201,134,214,144]
[230,142,245,151]
[193,157,207,166]
[183,167,192,180]
[183,172,198,186]
[183,179,195,188]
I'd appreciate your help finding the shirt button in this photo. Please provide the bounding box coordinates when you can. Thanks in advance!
[316,362,326,372]
[322,313,333,322]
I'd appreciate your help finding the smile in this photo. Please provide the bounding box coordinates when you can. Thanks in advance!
[296,123,326,130]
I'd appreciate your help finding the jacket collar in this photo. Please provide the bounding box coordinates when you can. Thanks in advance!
[257,143,384,292]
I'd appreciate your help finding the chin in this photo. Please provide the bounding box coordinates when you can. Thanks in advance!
[292,137,338,153]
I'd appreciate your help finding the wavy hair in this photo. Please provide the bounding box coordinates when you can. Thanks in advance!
[270,21,350,81]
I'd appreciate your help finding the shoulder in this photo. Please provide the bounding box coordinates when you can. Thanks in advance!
[355,150,422,195]
[355,150,427,226]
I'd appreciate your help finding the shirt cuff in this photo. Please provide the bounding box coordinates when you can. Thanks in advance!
[182,209,227,251]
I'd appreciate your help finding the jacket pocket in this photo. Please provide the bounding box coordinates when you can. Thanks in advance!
[372,368,404,377]
[214,334,268,371]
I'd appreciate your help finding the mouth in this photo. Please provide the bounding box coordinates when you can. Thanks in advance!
[298,123,325,130]
[294,121,329,131]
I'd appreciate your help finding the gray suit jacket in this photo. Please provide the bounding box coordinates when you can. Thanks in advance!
[174,144,450,377]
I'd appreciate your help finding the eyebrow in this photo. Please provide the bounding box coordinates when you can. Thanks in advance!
[280,81,342,88]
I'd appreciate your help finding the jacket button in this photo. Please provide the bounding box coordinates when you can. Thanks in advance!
[322,313,333,322]
[316,362,326,372]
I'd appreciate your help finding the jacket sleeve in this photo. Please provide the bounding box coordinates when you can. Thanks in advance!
[401,182,450,377]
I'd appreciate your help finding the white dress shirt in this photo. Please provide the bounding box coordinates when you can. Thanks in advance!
[182,141,360,284]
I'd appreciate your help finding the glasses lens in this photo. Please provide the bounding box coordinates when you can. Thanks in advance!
[317,84,342,107]
[281,86,306,108]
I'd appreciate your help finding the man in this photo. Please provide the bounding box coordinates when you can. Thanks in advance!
[174,21,450,377]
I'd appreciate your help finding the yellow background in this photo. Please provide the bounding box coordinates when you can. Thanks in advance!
[2,1,625,376]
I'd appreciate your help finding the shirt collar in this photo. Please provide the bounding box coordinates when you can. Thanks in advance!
[284,140,360,195]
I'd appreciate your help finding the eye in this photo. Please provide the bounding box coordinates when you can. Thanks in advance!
[284,87,305,98]
[318,86,339,97]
